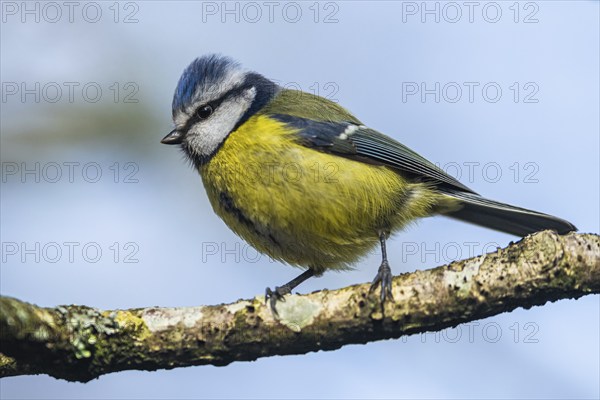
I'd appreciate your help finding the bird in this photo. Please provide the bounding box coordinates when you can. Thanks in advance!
[161,54,577,313]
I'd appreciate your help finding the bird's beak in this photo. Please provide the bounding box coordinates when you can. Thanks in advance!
[161,129,183,145]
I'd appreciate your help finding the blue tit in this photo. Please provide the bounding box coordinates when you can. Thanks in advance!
[161,54,576,311]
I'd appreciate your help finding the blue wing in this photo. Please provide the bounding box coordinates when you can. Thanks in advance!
[271,113,477,194]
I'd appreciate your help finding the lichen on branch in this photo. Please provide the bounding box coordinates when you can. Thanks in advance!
[1,231,598,382]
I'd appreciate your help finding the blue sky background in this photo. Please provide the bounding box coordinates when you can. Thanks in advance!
[1,1,599,399]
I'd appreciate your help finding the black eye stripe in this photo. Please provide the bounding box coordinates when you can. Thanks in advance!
[181,86,247,133]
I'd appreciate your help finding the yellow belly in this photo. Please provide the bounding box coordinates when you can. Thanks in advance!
[200,115,442,271]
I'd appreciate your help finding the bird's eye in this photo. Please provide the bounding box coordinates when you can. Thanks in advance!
[196,105,213,120]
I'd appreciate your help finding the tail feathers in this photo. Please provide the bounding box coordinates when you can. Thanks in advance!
[441,191,577,237]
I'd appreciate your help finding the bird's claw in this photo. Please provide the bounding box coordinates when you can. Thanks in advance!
[369,260,394,302]
[265,285,291,317]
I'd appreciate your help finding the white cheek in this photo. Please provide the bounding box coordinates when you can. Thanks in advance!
[186,87,256,157]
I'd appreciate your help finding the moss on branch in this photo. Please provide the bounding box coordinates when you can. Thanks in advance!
[1,231,598,382]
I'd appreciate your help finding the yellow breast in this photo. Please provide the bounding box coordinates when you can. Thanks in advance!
[200,115,438,271]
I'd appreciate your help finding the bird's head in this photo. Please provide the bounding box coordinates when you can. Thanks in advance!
[162,54,277,166]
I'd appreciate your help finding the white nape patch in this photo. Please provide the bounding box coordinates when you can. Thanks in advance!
[186,86,257,157]
[339,124,359,140]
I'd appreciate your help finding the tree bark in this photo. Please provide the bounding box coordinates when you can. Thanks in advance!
[1,231,598,382]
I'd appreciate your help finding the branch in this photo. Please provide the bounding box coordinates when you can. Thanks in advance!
[1,231,598,382]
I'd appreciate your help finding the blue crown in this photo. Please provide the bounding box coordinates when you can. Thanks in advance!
[172,54,240,113]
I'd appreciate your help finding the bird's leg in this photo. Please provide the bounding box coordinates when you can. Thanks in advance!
[265,268,315,316]
[369,232,395,302]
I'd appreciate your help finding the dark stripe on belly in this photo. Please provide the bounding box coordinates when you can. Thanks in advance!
[219,191,254,228]
[218,191,280,246]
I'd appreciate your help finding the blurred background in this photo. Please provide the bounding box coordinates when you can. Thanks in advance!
[1,1,598,399]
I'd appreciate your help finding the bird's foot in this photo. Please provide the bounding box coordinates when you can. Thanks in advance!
[265,285,291,317]
[369,260,395,302]
[265,269,316,317]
